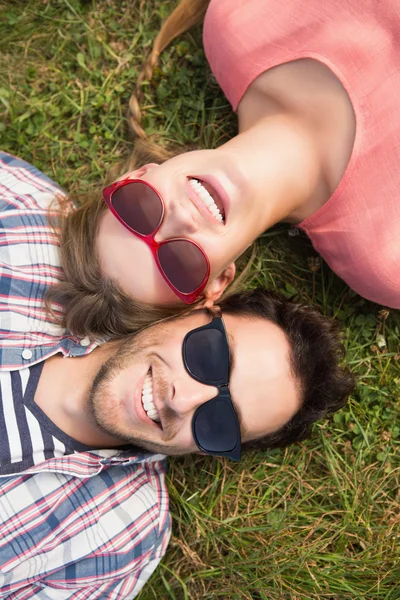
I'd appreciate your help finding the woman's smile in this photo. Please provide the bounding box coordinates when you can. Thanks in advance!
[186,178,223,224]
[186,177,226,224]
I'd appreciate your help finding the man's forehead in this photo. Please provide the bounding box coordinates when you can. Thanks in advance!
[224,313,292,395]
[225,315,298,442]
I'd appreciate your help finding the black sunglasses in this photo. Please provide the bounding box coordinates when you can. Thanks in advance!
[182,311,241,461]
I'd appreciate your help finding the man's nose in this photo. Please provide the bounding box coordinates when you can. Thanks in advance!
[155,199,199,240]
[168,377,219,417]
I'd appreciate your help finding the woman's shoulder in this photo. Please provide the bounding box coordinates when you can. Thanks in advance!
[203,0,400,111]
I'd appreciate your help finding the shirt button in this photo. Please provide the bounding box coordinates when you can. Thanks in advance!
[22,349,33,360]
[80,337,90,347]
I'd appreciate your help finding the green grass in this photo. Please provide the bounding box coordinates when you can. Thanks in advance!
[1,1,399,598]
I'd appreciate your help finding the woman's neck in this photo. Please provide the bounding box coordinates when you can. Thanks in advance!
[221,112,325,230]
[231,58,356,228]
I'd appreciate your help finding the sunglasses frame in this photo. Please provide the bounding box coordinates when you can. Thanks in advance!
[102,178,211,304]
[182,312,241,461]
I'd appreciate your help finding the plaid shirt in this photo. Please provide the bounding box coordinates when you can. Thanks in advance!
[0,151,100,371]
[0,448,171,598]
[0,153,171,597]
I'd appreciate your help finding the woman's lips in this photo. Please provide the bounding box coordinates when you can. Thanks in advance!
[186,176,229,225]
[185,179,219,225]
[198,175,229,221]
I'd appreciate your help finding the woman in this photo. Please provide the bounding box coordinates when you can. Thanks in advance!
[46,0,400,339]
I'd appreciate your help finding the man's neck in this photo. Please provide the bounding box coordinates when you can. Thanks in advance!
[34,344,126,448]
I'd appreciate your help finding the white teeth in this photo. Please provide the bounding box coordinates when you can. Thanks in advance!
[141,370,160,422]
[189,178,224,223]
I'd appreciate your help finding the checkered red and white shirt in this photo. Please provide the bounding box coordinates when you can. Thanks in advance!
[0,152,171,598]
[0,151,100,371]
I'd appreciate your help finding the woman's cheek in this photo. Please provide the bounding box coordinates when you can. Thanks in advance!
[117,239,182,305]
[97,212,181,306]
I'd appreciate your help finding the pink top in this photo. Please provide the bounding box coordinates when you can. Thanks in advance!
[203,0,400,308]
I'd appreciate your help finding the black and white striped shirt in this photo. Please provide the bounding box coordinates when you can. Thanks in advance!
[0,363,93,475]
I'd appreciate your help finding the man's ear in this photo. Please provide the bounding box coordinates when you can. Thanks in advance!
[117,163,159,181]
[202,263,236,307]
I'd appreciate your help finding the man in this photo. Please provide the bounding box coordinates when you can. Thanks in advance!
[0,290,354,597]
[0,153,354,597]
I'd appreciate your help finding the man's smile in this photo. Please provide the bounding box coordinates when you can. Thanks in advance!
[141,368,162,424]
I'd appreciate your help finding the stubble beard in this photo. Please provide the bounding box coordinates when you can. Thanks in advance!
[87,334,188,456]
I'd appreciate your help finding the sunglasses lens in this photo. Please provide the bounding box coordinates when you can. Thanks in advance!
[158,241,208,294]
[193,398,238,453]
[184,328,229,383]
[111,182,162,235]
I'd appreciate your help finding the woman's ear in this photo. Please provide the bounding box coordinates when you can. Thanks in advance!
[117,163,159,181]
[202,263,236,306]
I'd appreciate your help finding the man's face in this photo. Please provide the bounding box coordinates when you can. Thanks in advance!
[88,310,300,456]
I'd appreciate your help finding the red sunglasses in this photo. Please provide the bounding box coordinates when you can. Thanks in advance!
[102,179,210,304]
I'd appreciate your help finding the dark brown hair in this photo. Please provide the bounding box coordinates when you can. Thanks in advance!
[218,289,355,449]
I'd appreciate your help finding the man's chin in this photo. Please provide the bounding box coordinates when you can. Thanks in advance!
[88,386,191,456]
[91,418,187,456]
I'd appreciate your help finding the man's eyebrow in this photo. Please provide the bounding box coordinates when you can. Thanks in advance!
[227,333,247,439]
[227,332,236,373]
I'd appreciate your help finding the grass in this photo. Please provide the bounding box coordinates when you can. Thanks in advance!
[1,0,399,598]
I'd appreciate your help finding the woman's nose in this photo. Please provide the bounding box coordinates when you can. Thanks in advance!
[169,377,219,417]
[155,200,199,240]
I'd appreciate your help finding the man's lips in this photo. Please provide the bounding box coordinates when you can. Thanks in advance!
[134,369,162,430]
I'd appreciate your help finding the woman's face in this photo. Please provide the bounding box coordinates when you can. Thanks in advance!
[97,145,265,306]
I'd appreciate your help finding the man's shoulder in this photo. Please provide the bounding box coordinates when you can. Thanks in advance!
[0,151,67,215]
[0,452,170,596]
[0,448,170,534]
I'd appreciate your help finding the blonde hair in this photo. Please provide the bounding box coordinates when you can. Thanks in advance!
[128,0,211,140]
[46,0,253,339]
[45,141,190,339]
